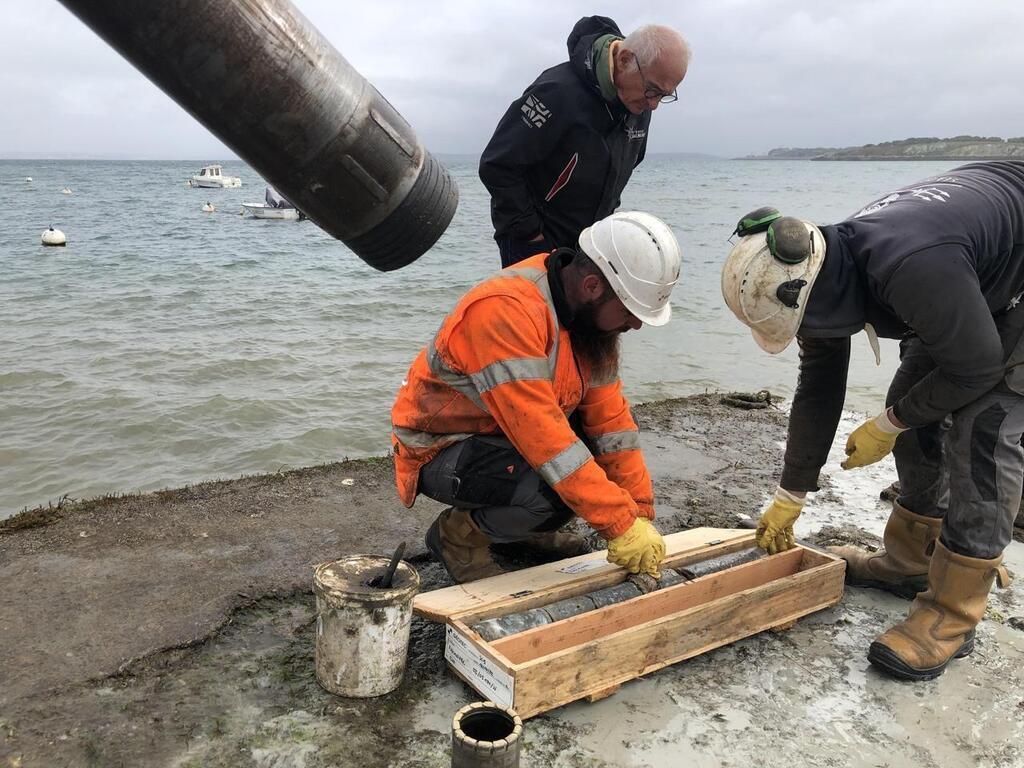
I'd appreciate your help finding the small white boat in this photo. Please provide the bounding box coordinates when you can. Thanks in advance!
[188,164,241,188]
[25,176,33,182]
[61,187,73,195]
[241,186,304,220]
[241,202,301,220]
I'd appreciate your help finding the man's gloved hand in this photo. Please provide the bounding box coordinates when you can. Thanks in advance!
[606,517,665,578]
[756,488,805,554]
[841,408,908,470]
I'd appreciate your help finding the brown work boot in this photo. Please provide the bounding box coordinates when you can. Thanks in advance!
[868,540,1007,681]
[829,501,941,599]
[425,507,505,583]
[522,530,593,558]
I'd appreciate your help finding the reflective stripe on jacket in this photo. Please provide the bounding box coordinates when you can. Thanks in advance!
[391,253,653,539]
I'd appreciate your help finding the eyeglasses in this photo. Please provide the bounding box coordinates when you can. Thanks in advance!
[635,60,678,104]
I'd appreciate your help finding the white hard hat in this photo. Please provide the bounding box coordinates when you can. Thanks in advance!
[578,211,682,327]
[721,216,826,353]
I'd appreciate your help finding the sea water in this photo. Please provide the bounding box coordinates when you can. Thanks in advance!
[0,157,956,517]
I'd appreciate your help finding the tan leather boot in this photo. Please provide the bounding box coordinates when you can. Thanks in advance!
[425,507,505,583]
[523,530,593,558]
[829,501,941,599]
[868,540,1006,680]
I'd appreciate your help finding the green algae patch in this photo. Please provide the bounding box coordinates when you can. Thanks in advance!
[0,504,63,533]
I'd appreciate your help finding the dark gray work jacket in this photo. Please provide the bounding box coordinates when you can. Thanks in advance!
[782,161,1024,490]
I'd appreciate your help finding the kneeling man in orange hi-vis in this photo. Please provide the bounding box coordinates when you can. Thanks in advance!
[391,211,682,583]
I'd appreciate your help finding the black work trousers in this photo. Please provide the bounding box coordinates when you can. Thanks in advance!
[496,234,551,269]
[417,435,574,542]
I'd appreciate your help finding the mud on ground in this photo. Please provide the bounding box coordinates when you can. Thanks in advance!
[2,393,1022,768]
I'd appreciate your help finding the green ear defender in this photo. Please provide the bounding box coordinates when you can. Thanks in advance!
[733,206,781,237]
[733,207,814,265]
[766,217,814,264]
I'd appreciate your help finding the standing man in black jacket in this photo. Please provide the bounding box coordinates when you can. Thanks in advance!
[480,16,689,267]
[720,162,1023,681]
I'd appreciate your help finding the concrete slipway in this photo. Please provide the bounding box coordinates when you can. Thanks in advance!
[1,395,1022,768]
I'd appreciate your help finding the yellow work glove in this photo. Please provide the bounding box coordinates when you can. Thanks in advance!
[606,517,666,578]
[841,408,908,470]
[755,488,805,554]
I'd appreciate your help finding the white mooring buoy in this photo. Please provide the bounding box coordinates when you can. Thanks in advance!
[41,226,67,247]
[202,201,216,213]
[61,187,73,195]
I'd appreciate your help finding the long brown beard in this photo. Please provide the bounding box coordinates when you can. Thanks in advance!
[572,331,620,382]
[569,300,621,382]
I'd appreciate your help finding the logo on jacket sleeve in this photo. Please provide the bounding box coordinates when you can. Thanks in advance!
[854,177,964,218]
[520,94,551,128]
[625,127,647,141]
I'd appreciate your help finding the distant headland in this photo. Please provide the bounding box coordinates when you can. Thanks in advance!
[743,136,1024,161]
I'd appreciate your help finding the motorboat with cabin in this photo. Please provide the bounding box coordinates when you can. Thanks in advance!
[188,164,242,188]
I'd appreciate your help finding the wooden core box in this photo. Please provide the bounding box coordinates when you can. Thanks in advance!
[413,528,845,718]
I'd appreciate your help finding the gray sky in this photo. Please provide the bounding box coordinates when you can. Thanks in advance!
[3,0,1023,158]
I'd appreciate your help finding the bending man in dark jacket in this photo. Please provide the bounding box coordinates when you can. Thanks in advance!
[480,16,689,267]
[721,162,1024,681]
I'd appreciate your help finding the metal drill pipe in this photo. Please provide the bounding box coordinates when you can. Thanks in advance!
[59,0,458,271]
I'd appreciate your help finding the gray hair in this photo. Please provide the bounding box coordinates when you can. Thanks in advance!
[621,25,691,70]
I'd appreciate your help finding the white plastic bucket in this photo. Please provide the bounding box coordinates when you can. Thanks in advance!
[313,555,420,697]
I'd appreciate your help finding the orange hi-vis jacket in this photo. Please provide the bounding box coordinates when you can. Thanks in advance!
[391,253,654,540]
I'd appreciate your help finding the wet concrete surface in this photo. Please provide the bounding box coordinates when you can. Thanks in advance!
[1,395,1022,767]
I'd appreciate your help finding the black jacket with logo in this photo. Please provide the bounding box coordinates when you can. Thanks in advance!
[782,161,1024,490]
[478,16,650,252]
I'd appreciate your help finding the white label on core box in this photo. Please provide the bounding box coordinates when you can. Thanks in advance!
[445,624,515,709]
[557,560,607,574]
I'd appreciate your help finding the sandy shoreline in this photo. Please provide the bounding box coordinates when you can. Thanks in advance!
[2,393,1022,767]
